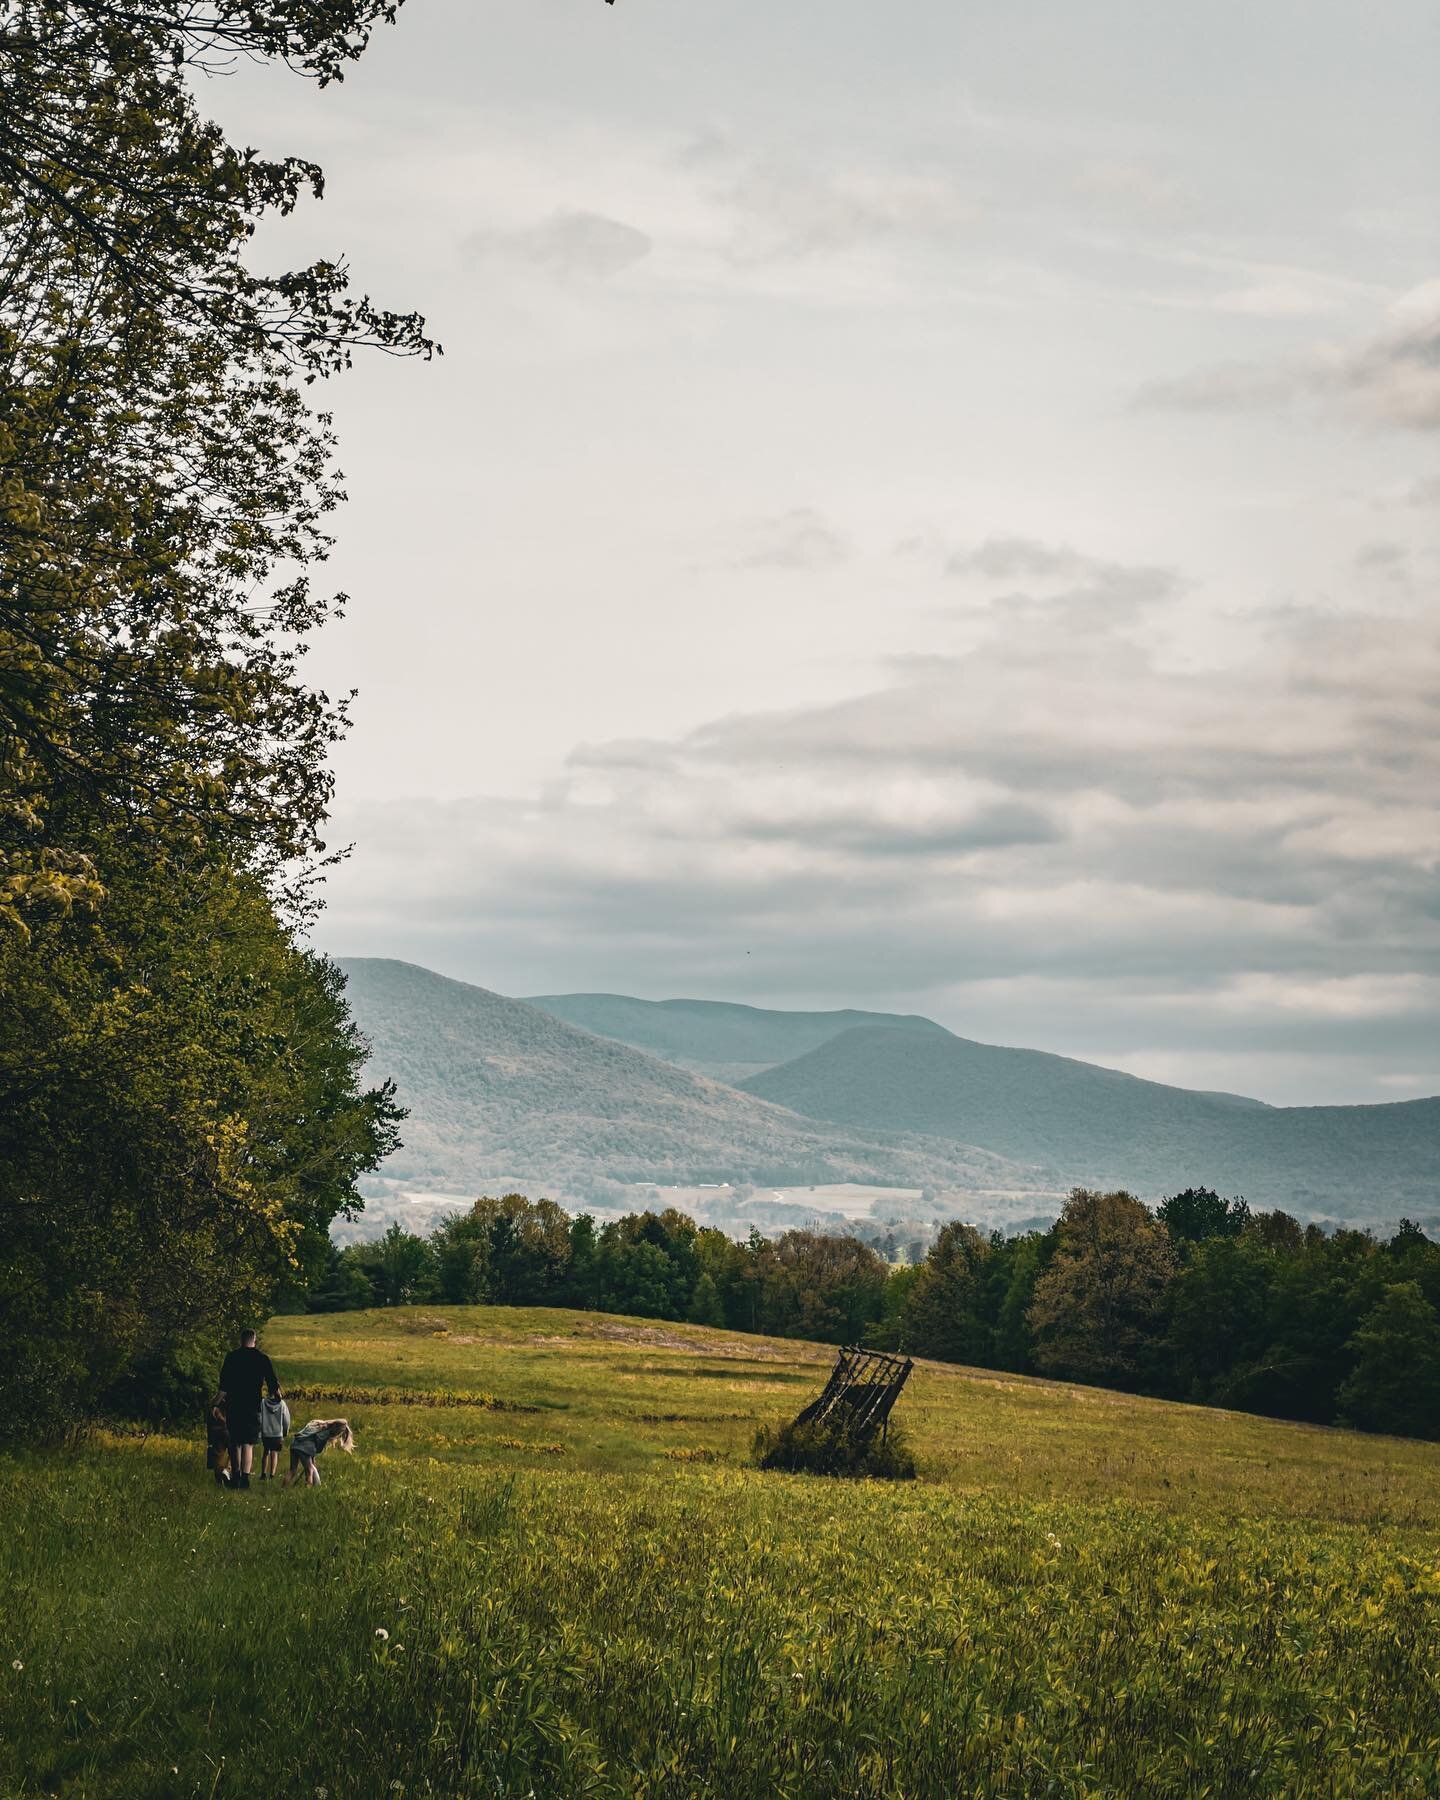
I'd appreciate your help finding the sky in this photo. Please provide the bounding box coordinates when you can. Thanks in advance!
[210,0,1438,1105]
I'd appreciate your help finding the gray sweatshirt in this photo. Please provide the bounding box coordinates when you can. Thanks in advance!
[259,1395,291,1441]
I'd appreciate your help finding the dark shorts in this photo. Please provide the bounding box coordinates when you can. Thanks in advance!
[227,1408,261,1446]
[261,1436,284,1454]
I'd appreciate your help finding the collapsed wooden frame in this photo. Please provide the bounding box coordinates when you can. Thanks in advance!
[793,1344,914,1445]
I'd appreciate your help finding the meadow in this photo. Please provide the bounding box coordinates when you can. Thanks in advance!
[4,1306,1440,1797]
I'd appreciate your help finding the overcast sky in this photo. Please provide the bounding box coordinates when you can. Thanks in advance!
[213,0,1438,1105]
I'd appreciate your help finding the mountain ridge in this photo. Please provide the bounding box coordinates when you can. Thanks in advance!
[525,991,944,1083]
[338,958,1042,1201]
[339,958,1437,1224]
[740,1024,1439,1216]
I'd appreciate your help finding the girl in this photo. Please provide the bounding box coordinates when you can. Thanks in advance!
[283,1418,354,1488]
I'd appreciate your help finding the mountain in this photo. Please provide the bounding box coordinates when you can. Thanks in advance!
[339,959,1036,1200]
[741,1026,1440,1218]
[525,991,943,1082]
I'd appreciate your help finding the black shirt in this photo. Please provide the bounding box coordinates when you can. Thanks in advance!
[218,1345,279,1410]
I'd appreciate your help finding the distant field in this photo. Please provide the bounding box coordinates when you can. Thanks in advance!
[4,1307,1440,1795]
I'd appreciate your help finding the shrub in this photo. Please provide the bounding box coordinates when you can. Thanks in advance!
[753,1414,916,1480]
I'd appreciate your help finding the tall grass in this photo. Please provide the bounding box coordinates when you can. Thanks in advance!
[4,1305,1439,1795]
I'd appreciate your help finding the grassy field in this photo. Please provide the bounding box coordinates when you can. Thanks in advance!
[4,1306,1440,1796]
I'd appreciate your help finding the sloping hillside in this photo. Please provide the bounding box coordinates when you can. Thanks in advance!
[340,959,1033,1198]
[741,1026,1440,1217]
[524,991,942,1082]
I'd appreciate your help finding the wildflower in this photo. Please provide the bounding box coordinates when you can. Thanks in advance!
[11,1660,21,1672]
[374,1627,389,1641]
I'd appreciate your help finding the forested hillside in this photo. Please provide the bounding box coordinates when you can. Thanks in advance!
[743,1026,1440,1221]
[341,959,1036,1197]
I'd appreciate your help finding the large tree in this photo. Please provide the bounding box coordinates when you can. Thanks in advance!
[1027,1189,1176,1384]
[0,0,434,931]
[0,840,402,1433]
[0,0,428,1430]
[902,1222,992,1364]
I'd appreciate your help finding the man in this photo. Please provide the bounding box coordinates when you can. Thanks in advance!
[217,1328,281,1492]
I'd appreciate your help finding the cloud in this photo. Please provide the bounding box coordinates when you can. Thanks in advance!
[1354,540,1411,586]
[1340,285,1440,428]
[1137,280,1440,430]
[723,158,978,262]
[326,561,1440,1101]
[941,537,1181,629]
[733,509,851,571]
[460,208,653,279]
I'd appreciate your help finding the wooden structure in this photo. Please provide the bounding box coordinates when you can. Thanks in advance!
[793,1345,914,1445]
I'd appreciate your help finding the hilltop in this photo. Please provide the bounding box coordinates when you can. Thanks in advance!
[339,958,1037,1201]
[742,1024,1440,1218]
[526,991,943,1082]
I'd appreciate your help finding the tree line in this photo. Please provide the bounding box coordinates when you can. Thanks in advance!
[313,1188,1440,1441]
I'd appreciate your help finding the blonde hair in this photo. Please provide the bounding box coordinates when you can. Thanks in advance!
[300,1418,356,1452]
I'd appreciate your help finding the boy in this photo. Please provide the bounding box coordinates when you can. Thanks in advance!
[206,1394,230,1487]
[258,1389,291,1481]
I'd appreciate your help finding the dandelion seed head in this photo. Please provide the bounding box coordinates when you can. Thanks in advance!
[374,1627,389,1641]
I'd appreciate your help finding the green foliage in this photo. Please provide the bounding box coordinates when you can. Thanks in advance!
[753,1414,916,1480]
[1157,1185,1251,1251]
[1338,1282,1440,1438]
[307,1243,379,1313]
[310,1189,1440,1444]
[1,4,432,931]
[1161,1233,1276,1403]
[0,0,418,1436]
[685,1272,726,1327]
[750,1228,888,1344]
[902,1221,992,1362]
[0,851,401,1439]
[1027,1189,1177,1384]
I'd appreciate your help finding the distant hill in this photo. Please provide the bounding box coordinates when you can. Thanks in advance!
[525,991,943,1082]
[741,1026,1440,1218]
[339,960,1037,1200]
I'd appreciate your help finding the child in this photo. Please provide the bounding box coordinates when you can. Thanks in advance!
[258,1389,291,1481]
[206,1394,230,1487]
[283,1418,354,1489]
